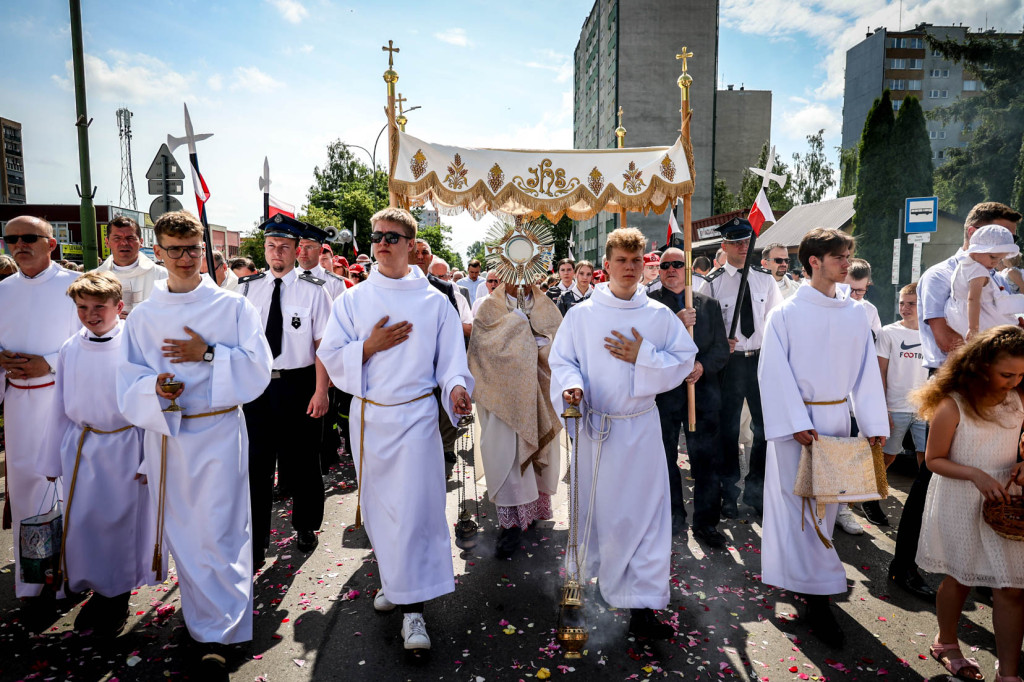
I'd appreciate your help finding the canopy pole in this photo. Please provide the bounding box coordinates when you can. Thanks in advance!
[677,46,696,432]
[383,40,400,208]
[615,106,628,229]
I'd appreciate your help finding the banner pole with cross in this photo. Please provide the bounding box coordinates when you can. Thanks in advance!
[677,46,698,432]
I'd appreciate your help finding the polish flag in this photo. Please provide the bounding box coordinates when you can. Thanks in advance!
[748,188,776,236]
[190,160,211,217]
[352,219,359,256]
[665,207,682,247]
[268,195,295,219]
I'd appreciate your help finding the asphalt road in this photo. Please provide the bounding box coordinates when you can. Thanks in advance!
[0,430,1008,681]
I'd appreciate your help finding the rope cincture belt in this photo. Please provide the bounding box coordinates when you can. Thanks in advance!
[803,397,848,406]
[153,406,239,581]
[353,392,433,529]
[58,423,134,589]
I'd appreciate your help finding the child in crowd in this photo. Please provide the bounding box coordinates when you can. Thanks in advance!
[914,325,1024,682]
[946,225,1024,340]
[38,271,153,636]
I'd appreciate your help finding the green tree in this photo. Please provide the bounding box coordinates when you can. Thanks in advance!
[893,95,935,289]
[928,31,1024,216]
[1013,134,1024,216]
[838,147,859,197]
[738,141,794,212]
[853,90,899,320]
[239,230,266,269]
[466,240,486,263]
[712,172,740,215]
[536,215,575,262]
[790,129,836,204]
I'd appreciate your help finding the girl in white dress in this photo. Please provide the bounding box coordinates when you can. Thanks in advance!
[915,325,1024,682]
[945,224,1024,340]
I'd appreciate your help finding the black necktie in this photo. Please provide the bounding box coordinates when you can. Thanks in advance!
[266,278,283,358]
[740,280,755,338]
[88,337,112,343]
[303,270,311,276]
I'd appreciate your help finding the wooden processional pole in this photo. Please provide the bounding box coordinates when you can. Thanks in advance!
[615,106,627,228]
[382,40,400,208]
[677,46,697,432]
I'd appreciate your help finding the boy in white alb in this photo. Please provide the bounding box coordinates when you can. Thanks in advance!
[866,282,930,527]
[38,271,154,636]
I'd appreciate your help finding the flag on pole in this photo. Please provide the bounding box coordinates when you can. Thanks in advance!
[267,195,295,219]
[566,235,575,261]
[748,188,776,236]
[189,155,211,219]
[352,219,359,256]
[665,207,682,247]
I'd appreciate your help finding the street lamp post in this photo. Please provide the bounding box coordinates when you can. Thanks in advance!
[346,105,422,208]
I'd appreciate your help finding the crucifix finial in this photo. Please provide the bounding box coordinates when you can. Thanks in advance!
[382,40,400,67]
[396,93,408,114]
[617,106,623,127]
[676,46,693,74]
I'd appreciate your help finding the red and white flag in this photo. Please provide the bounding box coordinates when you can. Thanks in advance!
[748,188,776,236]
[352,219,359,256]
[190,158,211,217]
[665,207,682,247]
[268,195,295,219]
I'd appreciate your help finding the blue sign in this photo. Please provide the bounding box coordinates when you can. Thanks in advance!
[905,196,938,233]
[141,246,156,260]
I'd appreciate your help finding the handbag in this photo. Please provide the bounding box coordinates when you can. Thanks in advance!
[793,435,888,547]
[19,484,63,586]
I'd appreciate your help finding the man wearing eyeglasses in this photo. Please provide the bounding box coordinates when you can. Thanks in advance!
[318,207,473,652]
[0,216,81,610]
[649,248,730,547]
[471,270,501,316]
[760,242,799,299]
[238,215,334,565]
[117,210,272,669]
[94,215,168,315]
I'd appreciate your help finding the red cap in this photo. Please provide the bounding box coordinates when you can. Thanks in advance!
[643,253,661,265]
[349,263,365,274]
[333,255,349,268]
[322,244,334,255]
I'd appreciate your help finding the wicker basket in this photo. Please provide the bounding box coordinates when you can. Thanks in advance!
[982,484,1024,542]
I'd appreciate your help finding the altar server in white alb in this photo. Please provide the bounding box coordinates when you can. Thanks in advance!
[318,207,473,652]
[38,272,153,636]
[549,227,697,640]
[0,216,80,604]
[758,228,888,648]
[117,211,272,670]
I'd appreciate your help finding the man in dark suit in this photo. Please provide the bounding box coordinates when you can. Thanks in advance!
[649,247,730,547]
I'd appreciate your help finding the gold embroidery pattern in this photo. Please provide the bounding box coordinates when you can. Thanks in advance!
[660,155,676,182]
[587,167,604,195]
[511,158,581,198]
[410,149,428,180]
[487,163,505,193]
[444,153,469,189]
[622,161,646,193]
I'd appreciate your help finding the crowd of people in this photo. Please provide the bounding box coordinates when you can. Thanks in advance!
[2,200,1024,680]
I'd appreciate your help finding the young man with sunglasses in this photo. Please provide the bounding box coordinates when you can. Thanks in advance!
[318,207,473,652]
[649,248,730,547]
[760,242,799,299]
[0,217,81,613]
[117,210,272,673]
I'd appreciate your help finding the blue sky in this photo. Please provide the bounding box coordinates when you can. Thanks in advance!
[2,0,1021,257]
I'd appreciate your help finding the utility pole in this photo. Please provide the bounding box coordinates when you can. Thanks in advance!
[69,0,98,269]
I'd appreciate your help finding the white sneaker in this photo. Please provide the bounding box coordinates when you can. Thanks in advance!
[836,505,864,535]
[402,612,431,650]
[373,589,396,612]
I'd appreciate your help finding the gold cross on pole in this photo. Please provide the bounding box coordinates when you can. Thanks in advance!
[382,40,400,67]
[676,46,693,74]
[617,106,623,128]
[396,93,408,114]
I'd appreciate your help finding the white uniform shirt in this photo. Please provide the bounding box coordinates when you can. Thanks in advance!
[241,268,332,370]
[694,262,784,352]
[306,263,348,300]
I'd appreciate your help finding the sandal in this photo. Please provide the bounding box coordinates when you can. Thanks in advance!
[930,635,984,681]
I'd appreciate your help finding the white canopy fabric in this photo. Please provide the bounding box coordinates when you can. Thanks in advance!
[390,131,695,222]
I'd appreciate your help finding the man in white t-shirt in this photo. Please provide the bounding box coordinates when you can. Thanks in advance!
[869,282,929,526]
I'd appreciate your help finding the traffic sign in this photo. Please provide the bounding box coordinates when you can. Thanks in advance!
[905,196,938,233]
[148,178,183,195]
[149,195,184,222]
[146,144,185,181]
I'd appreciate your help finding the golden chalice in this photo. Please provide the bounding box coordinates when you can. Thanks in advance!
[161,379,184,413]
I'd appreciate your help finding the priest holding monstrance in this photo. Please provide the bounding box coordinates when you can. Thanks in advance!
[468,221,562,560]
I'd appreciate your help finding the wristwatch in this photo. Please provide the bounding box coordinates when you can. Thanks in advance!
[202,345,215,363]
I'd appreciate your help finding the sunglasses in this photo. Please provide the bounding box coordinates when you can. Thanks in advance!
[659,261,686,270]
[486,279,499,284]
[370,231,409,244]
[4,234,45,244]
[769,258,788,264]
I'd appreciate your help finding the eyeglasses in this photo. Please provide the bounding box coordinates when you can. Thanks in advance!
[160,244,203,260]
[769,258,788,264]
[850,287,868,295]
[659,261,686,270]
[3,234,45,244]
[370,231,409,244]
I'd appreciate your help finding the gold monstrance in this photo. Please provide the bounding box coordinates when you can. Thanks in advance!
[483,219,554,309]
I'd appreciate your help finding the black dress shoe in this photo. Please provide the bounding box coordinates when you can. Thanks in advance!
[802,595,845,648]
[888,563,936,602]
[721,501,739,519]
[494,526,522,559]
[862,500,889,526]
[444,450,457,463]
[296,530,319,553]
[671,514,689,536]
[628,608,674,639]
[693,526,728,548]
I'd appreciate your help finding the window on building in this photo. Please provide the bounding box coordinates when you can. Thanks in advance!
[963,80,977,91]
[892,99,902,111]
[887,79,906,90]
[907,58,923,69]
[889,58,906,69]
[929,131,948,140]
[907,80,922,90]
[929,69,950,78]
[928,89,949,98]
[909,38,924,48]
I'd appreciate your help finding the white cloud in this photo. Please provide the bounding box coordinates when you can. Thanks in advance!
[207,74,223,91]
[230,66,284,92]
[434,27,470,47]
[51,50,192,103]
[522,48,572,84]
[780,100,842,139]
[284,44,315,56]
[267,0,309,24]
